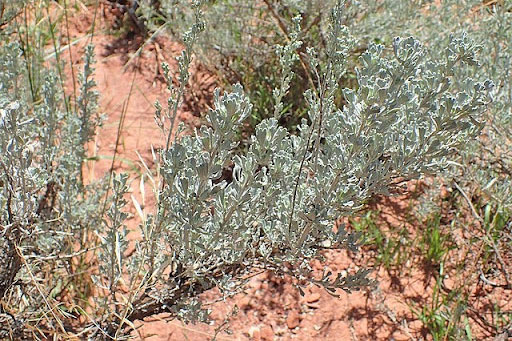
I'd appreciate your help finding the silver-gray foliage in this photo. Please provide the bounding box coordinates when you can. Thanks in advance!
[0,0,499,338]
[118,2,493,332]
[0,41,106,338]
[350,0,511,213]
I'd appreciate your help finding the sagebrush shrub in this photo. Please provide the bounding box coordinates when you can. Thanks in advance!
[0,0,499,339]
[0,25,106,340]
[112,0,493,334]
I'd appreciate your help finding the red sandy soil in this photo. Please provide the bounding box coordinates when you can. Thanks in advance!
[52,2,512,340]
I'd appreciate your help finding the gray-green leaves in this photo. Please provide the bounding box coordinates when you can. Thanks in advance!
[154,32,491,311]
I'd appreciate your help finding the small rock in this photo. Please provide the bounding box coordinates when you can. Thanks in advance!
[440,185,451,199]
[260,325,274,340]
[306,301,320,309]
[238,295,252,310]
[286,310,300,329]
[305,292,321,303]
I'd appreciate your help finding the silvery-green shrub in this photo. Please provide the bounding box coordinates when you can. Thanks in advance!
[109,1,493,336]
[0,37,106,338]
[0,0,499,339]
[346,0,512,211]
